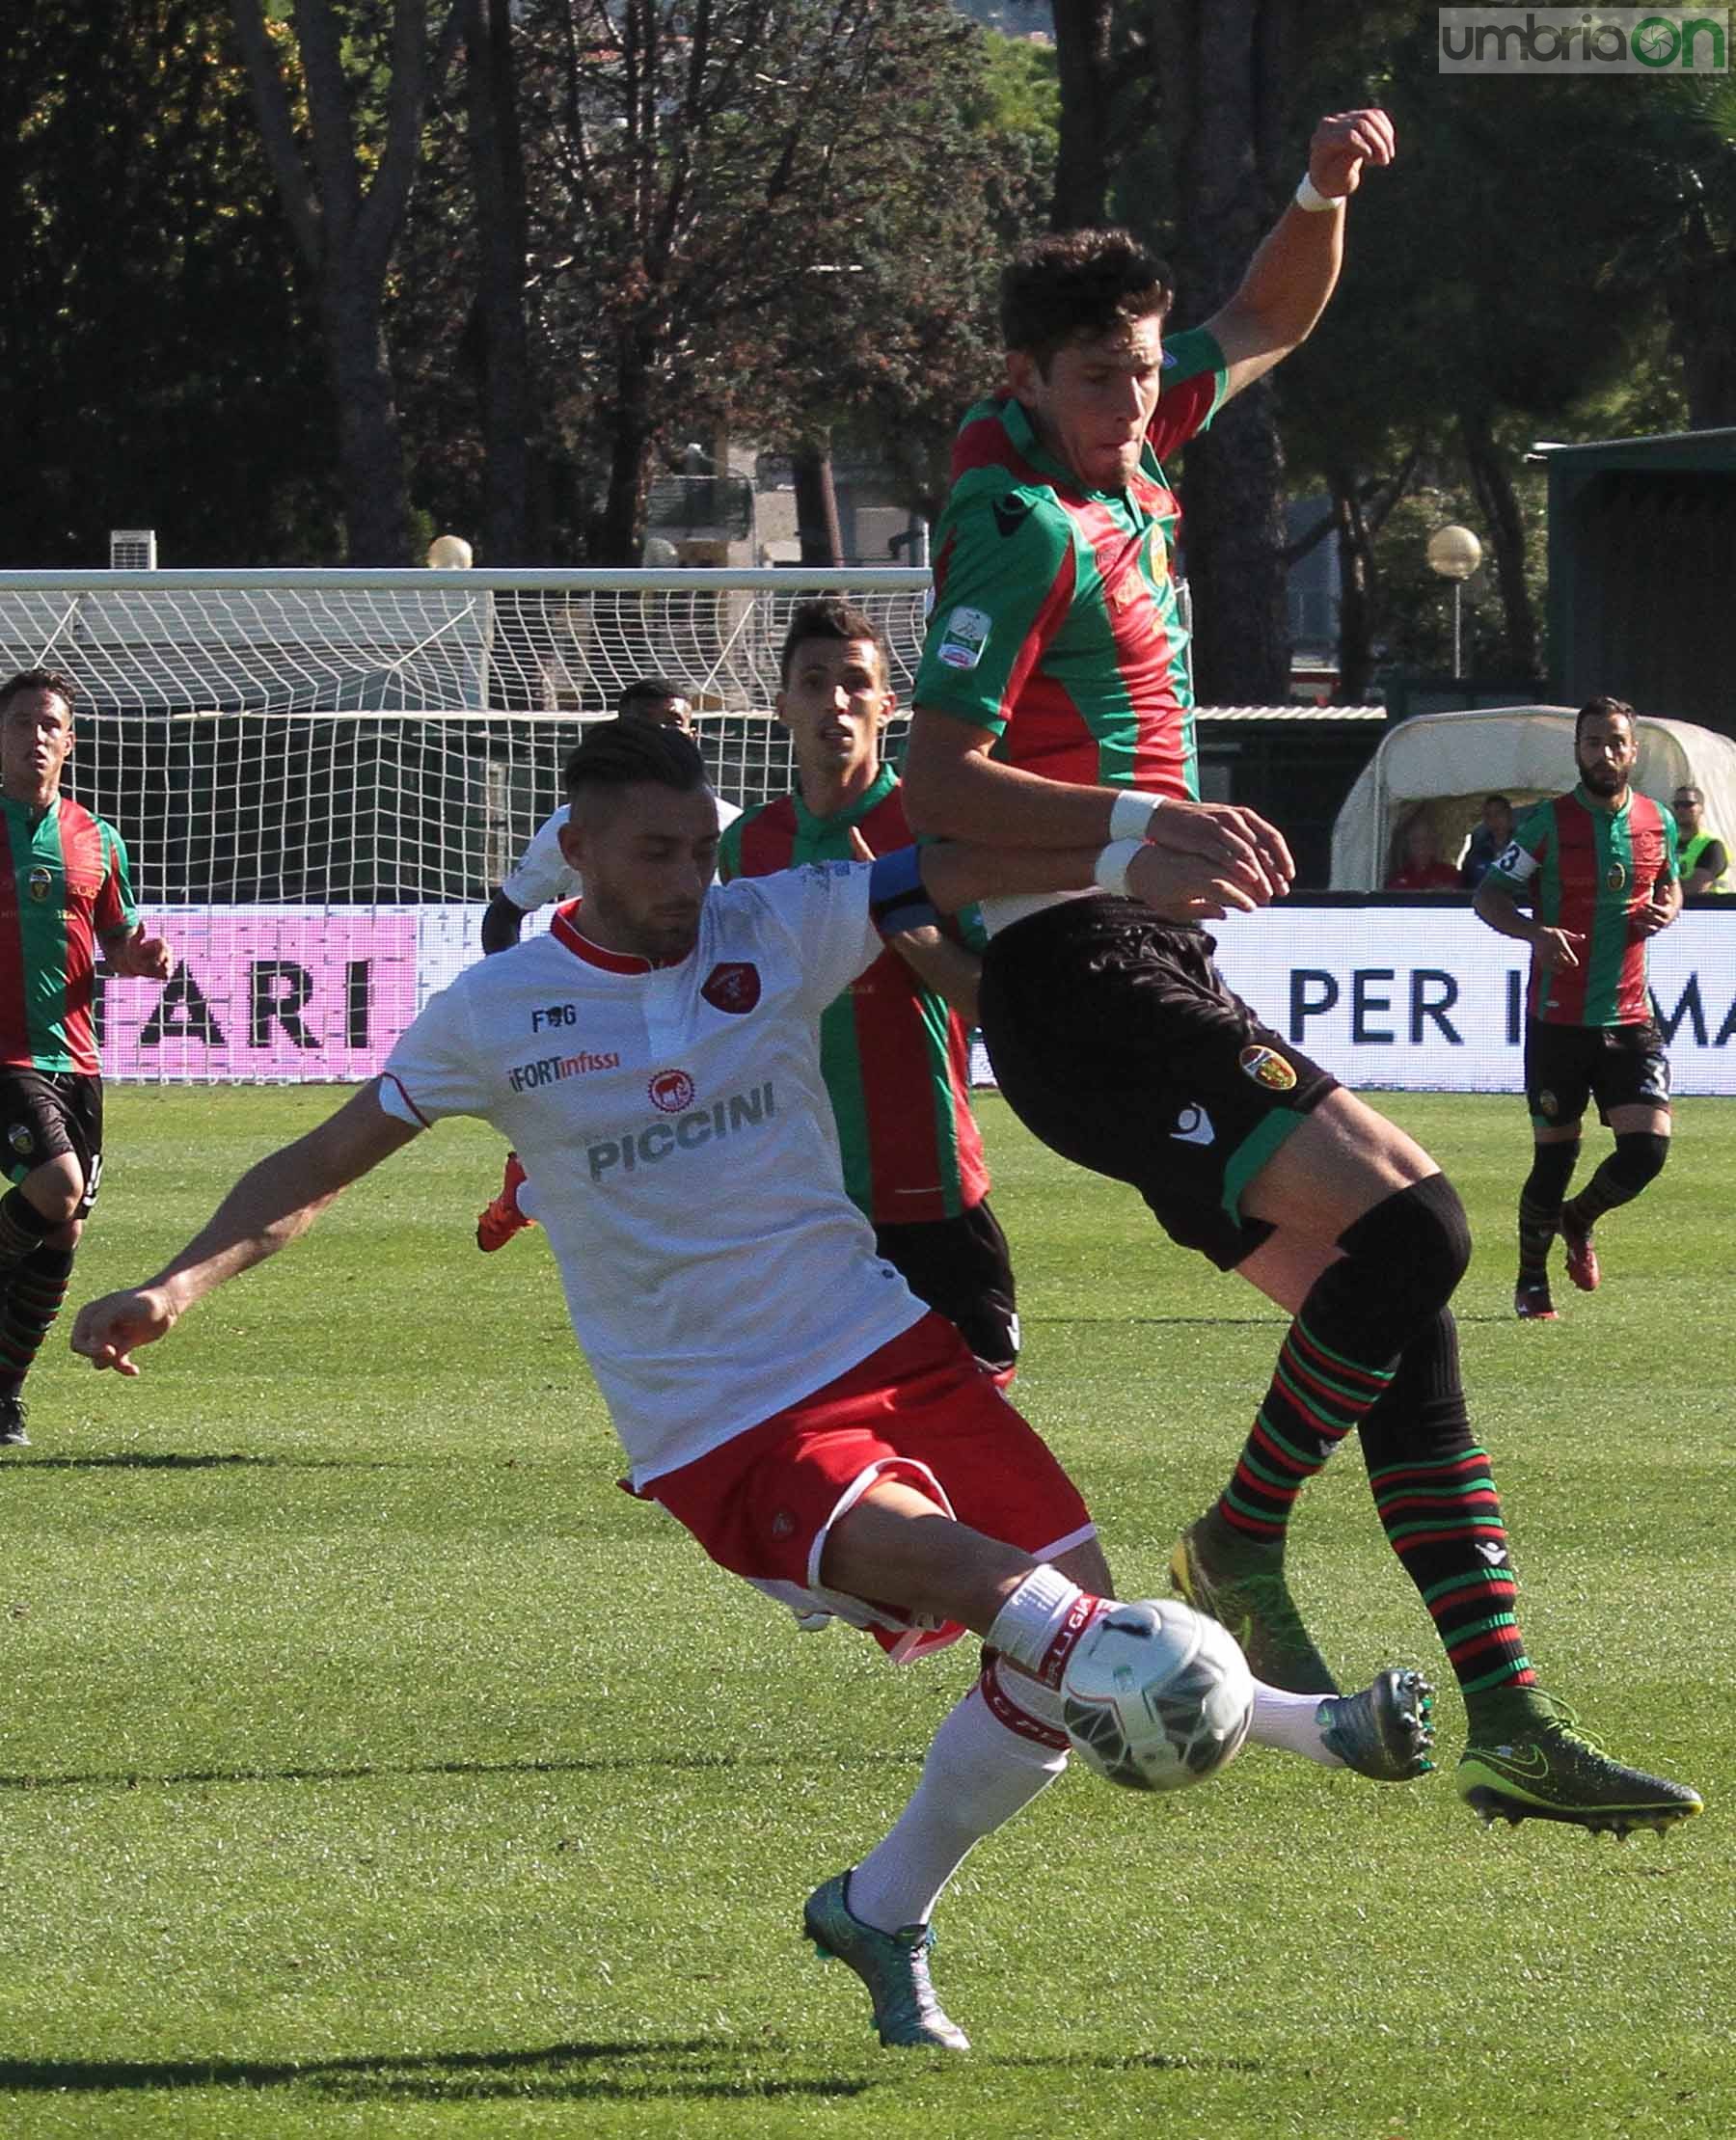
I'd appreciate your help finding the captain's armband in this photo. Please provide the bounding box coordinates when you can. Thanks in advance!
[868,847,940,937]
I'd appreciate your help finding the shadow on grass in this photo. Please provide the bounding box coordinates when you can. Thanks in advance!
[0,2041,874,2105]
[0,1746,919,1795]
[14,1451,407,1471]
[1025,1314,1286,1328]
[997,2049,1265,2074]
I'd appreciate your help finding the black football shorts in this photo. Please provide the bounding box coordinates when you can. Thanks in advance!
[1524,1017,1670,1131]
[979,897,1336,1271]
[0,1068,105,1217]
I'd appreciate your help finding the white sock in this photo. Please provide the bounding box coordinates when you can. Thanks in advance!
[1248,1682,1343,1768]
[983,1565,1100,1686]
[845,1671,1069,1934]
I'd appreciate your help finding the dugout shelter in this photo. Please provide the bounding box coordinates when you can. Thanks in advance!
[1328,705,1736,891]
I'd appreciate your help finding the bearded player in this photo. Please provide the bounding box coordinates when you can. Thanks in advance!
[73,721,1434,2051]
[1473,697,1679,1318]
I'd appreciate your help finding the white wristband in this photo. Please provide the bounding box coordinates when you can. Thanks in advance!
[1294,173,1340,213]
[1109,789,1163,840]
[1094,839,1145,898]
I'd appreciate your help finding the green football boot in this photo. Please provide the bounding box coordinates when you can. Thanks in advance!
[1171,1508,1340,1694]
[1318,1667,1437,1783]
[802,1873,969,2051]
[1459,1699,1703,1837]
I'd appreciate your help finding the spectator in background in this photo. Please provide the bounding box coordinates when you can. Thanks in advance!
[1671,786,1729,894]
[1385,811,1460,892]
[1459,794,1515,889]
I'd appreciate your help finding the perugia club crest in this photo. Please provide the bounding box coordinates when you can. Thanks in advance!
[649,1068,696,1114]
[701,961,761,1016]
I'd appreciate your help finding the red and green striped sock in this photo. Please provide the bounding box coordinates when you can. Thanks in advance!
[1215,1316,1397,1544]
[1358,1314,1539,1723]
[1369,1446,1535,1708]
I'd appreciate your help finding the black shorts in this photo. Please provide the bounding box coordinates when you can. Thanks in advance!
[1524,1018,1671,1130]
[874,1198,1018,1375]
[979,897,1338,1271]
[0,1068,105,1216]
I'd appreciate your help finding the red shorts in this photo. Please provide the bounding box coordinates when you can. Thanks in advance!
[643,1313,1096,1662]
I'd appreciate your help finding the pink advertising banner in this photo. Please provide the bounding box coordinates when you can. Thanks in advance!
[101,909,422,1081]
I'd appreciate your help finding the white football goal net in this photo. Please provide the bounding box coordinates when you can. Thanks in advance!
[0,567,931,1079]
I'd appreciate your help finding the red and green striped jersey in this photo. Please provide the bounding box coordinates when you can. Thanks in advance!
[1484,785,1677,1026]
[718,768,990,1226]
[0,794,138,1072]
[912,326,1228,799]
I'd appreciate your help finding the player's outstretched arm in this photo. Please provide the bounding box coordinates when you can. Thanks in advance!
[71,1082,421,1377]
[843,826,983,1019]
[1204,108,1396,400]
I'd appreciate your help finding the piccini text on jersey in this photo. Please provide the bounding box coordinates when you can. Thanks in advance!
[587,1080,777,1180]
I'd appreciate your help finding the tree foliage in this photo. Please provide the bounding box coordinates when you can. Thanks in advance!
[492,0,1046,561]
[229,0,463,562]
[0,1,339,567]
[5,0,1725,624]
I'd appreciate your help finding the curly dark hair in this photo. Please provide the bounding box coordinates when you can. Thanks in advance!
[999,229,1173,371]
[616,675,690,718]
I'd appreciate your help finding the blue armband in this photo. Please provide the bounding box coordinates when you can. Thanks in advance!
[868,846,940,936]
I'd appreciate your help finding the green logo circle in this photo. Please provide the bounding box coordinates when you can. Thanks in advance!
[1633,17,1681,68]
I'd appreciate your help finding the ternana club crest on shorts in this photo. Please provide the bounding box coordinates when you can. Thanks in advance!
[701,961,761,1016]
[1238,1043,1297,1092]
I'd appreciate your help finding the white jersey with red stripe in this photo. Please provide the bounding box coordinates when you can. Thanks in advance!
[500,796,743,912]
[379,862,925,1483]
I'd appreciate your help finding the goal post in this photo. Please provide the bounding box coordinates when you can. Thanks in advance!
[0,567,932,1081]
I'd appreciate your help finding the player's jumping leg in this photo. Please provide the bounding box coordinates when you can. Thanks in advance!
[1357,1306,1699,1833]
[1176,1100,1470,1693]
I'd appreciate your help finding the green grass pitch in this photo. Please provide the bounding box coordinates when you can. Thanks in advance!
[2,1087,1730,2138]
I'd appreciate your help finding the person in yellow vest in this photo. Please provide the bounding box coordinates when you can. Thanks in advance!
[1671,787,1730,894]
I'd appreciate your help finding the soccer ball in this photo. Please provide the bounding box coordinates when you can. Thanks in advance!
[1061,1599,1255,1792]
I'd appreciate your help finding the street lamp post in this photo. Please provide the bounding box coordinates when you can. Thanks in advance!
[1426,525,1482,680]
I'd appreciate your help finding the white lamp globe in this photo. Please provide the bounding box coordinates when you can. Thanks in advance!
[1426,526,1482,582]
